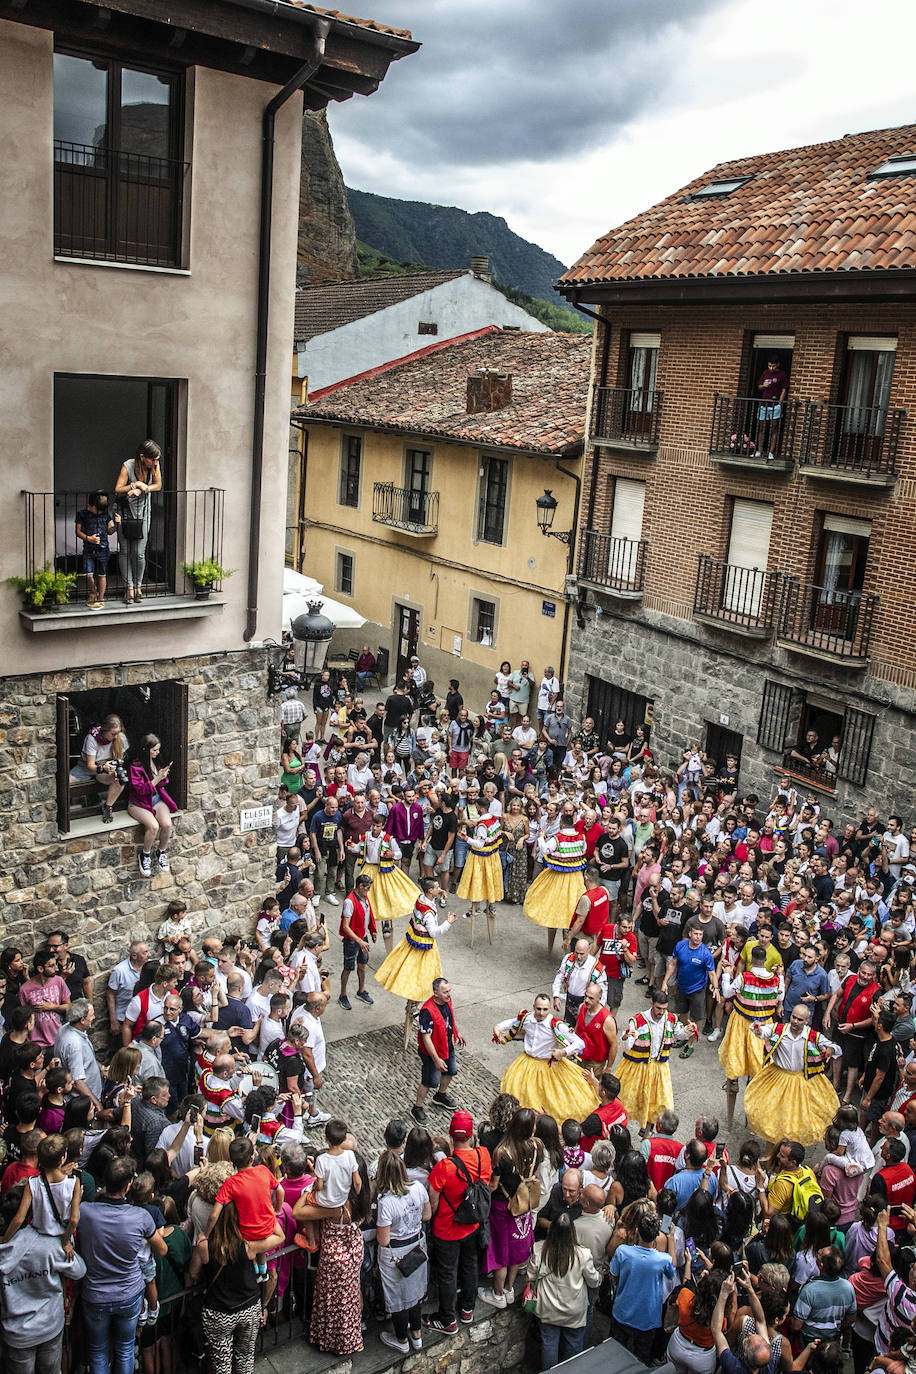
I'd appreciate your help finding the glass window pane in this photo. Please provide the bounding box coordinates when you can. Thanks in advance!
[54,53,108,154]
[120,67,172,158]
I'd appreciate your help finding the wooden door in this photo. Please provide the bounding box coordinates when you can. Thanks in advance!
[395,604,419,684]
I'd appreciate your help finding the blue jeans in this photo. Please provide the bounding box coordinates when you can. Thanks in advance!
[540,1322,587,1371]
[83,1291,144,1374]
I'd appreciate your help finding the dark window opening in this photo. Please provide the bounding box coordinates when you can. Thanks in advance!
[405,448,431,525]
[585,675,651,746]
[337,552,353,596]
[418,321,438,335]
[57,680,188,833]
[704,721,743,783]
[757,679,876,789]
[339,435,361,508]
[690,175,753,199]
[472,597,495,646]
[478,456,509,544]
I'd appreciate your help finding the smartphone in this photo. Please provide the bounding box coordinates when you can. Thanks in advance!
[189,1105,199,1124]
[659,1214,672,1234]
[250,1114,262,1134]
[715,1143,726,1159]
[733,1261,745,1274]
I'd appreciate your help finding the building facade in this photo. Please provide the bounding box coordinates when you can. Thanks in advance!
[0,0,414,967]
[297,329,590,704]
[558,125,916,824]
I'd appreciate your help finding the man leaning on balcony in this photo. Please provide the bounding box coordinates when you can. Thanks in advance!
[755,355,788,462]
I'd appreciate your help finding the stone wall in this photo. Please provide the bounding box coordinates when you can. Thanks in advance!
[0,648,279,988]
[565,598,916,828]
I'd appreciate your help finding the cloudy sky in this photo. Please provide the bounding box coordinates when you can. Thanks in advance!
[330,0,916,267]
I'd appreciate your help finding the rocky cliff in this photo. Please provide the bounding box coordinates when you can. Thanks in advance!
[297,110,359,285]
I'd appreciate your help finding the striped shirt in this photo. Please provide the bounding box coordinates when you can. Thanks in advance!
[876,1270,916,1353]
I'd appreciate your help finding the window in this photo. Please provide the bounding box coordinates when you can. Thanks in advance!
[757,680,795,753]
[624,333,659,436]
[477,455,509,544]
[405,448,432,525]
[724,498,773,615]
[53,50,186,267]
[869,156,916,179]
[338,435,361,508]
[336,552,353,597]
[585,676,651,745]
[840,338,897,439]
[690,175,752,198]
[813,515,870,639]
[56,679,188,833]
[418,321,438,335]
[756,680,876,787]
[471,596,496,646]
[704,722,742,779]
[608,478,645,582]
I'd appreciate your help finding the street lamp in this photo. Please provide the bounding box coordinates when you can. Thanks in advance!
[535,488,572,544]
[291,599,335,680]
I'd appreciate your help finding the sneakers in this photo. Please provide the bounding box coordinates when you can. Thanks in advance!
[411,1103,429,1125]
[680,1043,695,1059]
[432,1091,458,1110]
[101,802,113,824]
[459,1308,474,1325]
[338,995,352,1011]
[503,1288,515,1305]
[409,1333,423,1352]
[356,990,374,1005]
[438,895,447,908]
[144,1304,160,1325]
[380,1332,409,1354]
[479,1289,506,1309]
[707,1028,722,1043]
[306,1109,331,1126]
[766,451,775,463]
[137,848,152,877]
[422,1315,458,1334]
[326,894,340,906]
[156,848,169,873]
[702,1019,713,1036]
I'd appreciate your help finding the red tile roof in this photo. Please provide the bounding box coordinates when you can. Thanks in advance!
[281,3,412,40]
[297,329,591,456]
[561,122,916,287]
[294,270,467,342]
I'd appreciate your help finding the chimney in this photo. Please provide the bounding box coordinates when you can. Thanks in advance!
[467,370,512,414]
[470,254,491,282]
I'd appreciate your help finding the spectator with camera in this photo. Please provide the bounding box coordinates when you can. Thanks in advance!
[68,713,129,824]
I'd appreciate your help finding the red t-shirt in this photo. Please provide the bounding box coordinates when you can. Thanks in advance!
[0,1160,39,1193]
[577,887,610,938]
[216,1165,280,1240]
[582,1098,629,1152]
[430,1147,492,1241]
[575,821,604,860]
[595,924,637,980]
[575,1004,615,1064]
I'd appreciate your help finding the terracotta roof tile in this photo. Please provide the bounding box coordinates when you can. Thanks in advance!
[281,2,412,39]
[560,123,916,287]
[296,330,590,456]
[293,270,467,342]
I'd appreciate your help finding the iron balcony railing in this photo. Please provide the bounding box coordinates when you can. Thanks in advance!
[710,393,804,463]
[799,400,905,479]
[372,481,439,533]
[22,488,226,606]
[54,139,189,267]
[778,577,877,661]
[578,530,647,593]
[778,753,838,791]
[591,386,663,447]
[693,555,781,633]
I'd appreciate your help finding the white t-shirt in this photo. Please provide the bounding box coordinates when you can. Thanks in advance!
[884,832,910,878]
[258,1015,285,1056]
[513,725,537,750]
[247,988,274,1021]
[215,968,252,999]
[314,1149,357,1207]
[290,1008,326,1074]
[125,988,166,1026]
[276,805,302,847]
[537,677,559,712]
[83,730,128,766]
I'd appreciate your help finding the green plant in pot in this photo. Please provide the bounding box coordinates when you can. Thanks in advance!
[7,564,78,611]
[181,558,235,599]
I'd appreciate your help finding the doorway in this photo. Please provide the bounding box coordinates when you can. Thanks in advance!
[704,721,743,780]
[394,603,420,684]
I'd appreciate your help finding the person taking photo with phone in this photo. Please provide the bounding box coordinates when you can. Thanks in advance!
[127,733,178,877]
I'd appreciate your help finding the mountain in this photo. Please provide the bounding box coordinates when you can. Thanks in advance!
[347,187,572,313]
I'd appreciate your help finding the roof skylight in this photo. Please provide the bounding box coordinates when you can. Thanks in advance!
[869,155,916,178]
[691,175,753,199]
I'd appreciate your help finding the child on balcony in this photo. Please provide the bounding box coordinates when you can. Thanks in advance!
[75,489,120,609]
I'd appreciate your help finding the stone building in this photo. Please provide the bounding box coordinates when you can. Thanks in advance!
[557,123,916,824]
[0,0,415,971]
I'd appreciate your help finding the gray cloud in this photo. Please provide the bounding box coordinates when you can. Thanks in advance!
[331,0,730,168]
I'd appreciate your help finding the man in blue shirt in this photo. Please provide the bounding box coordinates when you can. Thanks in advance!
[782,943,829,1019]
[609,1210,677,1362]
[660,924,718,1058]
[668,1138,719,1211]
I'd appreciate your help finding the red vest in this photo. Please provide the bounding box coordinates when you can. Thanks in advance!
[131,986,156,1039]
[878,1162,916,1230]
[418,997,458,1060]
[340,890,376,941]
[575,1004,614,1062]
[837,975,880,1028]
[579,886,610,937]
[582,1098,629,1151]
[645,1135,682,1190]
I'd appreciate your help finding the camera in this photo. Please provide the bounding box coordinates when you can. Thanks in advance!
[113,762,129,787]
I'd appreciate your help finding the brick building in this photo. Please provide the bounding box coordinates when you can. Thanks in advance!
[557,123,916,823]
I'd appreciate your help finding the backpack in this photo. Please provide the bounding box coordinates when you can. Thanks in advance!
[507,1145,543,1218]
[446,1149,492,1227]
[778,1166,823,1223]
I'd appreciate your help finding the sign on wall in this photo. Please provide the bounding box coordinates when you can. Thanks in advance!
[240,805,273,833]
[541,601,556,618]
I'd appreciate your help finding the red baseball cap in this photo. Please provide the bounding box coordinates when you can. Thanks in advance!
[449,1110,473,1140]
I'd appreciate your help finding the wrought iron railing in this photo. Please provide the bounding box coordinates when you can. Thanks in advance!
[799,400,904,479]
[591,386,663,446]
[22,488,225,605]
[372,481,439,533]
[54,139,189,267]
[710,393,804,462]
[693,555,781,632]
[778,577,877,660]
[578,530,646,592]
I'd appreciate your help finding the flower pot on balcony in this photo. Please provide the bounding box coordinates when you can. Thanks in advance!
[194,584,212,601]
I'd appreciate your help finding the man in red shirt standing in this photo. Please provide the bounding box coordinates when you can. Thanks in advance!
[567,867,610,950]
[575,808,604,863]
[338,873,377,1011]
[639,1109,682,1190]
[595,913,638,1011]
[414,977,464,1126]
[871,1139,916,1234]
[423,1111,492,1334]
[826,960,879,1104]
[575,980,617,1076]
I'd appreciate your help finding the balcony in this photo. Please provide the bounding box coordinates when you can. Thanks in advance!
[54,140,189,268]
[777,578,877,665]
[799,400,904,486]
[577,530,646,598]
[693,555,781,637]
[19,488,226,631]
[372,482,439,536]
[591,386,662,452]
[709,394,802,473]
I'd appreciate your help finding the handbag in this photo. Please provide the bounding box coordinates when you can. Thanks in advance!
[522,1260,542,1314]
[395,1245,427,1277]
[120,516,144,541]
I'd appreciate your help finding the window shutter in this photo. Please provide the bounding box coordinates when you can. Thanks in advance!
[727,500,773,571]
[757,680,793,753]
[610,479,646,543]
[159,680,189,808]
[56,693,71,834]
[838,706,876,787]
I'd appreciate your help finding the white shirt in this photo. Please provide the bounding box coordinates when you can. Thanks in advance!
[347,765,373,793]
[513,725,537,749]
[763,1024,840,1071]
[258,1015,285,1056]
[276,805,302,846]
[495,1012,585,1060]
[411,664,427,686]
[537,676,560,712]
[884,832,910,878]
[157,1121,207,1177]
[125,988,167,1027]
[290,1008,326,1075]
[552,955,607,1003]
[291,948,322,996]
[247,988,275,1020]
[215,968,253,999]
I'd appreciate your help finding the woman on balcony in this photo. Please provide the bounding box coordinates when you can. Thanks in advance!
[115,438,162,604]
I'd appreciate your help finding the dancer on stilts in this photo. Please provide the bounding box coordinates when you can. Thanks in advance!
[456,784,503,946]
[357,811,420,952]
[718,943,784,1129]
[744,1004,841,1147]
[524,809,587,954]
[374,877,457,1044]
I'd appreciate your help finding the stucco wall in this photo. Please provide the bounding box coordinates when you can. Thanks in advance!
[0,20,300,673]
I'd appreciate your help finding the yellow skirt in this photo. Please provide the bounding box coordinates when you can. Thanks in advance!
[743,1064,839,1147]
[457,851,503,904]
[718,1015,766,1082]
[616,1057,673,1129]
[500,1053,599,1121]
[358,862,421,923]
[523,868,586,929]
[374,936,442,1002]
